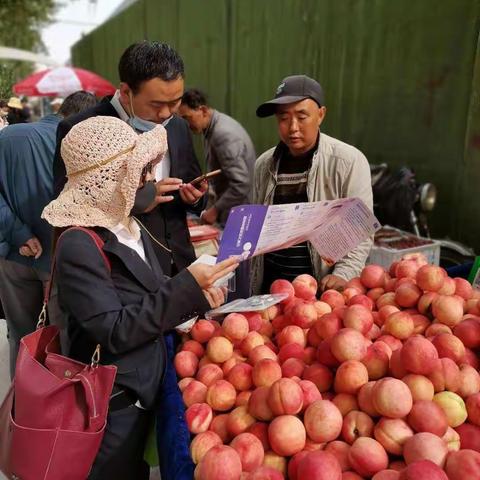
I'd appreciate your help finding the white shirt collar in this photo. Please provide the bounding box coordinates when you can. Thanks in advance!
[109,217,141,242]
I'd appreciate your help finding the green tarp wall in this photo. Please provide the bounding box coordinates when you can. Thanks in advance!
[72,0,480,253]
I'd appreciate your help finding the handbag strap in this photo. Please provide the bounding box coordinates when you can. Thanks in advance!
[38,227,112,328]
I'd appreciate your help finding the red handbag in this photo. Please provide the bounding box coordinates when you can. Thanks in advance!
[0,227,117,480]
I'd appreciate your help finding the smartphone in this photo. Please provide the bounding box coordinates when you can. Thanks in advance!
[190,169,222,186]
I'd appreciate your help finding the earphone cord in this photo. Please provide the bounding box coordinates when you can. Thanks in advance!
[132,216,172,253]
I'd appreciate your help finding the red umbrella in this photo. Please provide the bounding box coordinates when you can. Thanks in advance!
[13,66,116,97]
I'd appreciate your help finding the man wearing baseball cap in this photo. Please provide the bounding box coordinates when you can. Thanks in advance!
[251,75,373,294]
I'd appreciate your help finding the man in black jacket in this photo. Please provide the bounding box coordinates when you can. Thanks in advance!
[53,41,208,275]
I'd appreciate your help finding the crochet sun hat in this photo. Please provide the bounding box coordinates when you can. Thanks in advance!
[42,116,167,228]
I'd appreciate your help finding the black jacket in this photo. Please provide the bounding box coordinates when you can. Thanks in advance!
[55,227,209,409]
[53,99,205,275]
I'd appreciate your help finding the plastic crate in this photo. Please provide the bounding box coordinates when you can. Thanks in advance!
[367,226,440,269]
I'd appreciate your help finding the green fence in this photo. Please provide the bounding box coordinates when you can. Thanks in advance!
[72,0,480,253]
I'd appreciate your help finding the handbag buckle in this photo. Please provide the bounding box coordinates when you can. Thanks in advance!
[90,344,101,368]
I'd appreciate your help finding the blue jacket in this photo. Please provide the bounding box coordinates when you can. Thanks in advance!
[0,114,60,272]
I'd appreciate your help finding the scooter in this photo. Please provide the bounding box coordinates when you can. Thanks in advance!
[370,164,475,268]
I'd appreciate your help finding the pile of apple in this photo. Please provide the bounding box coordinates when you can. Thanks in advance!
[174,253,480,480]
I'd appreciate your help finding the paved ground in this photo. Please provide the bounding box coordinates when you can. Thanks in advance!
[0,319,161,480]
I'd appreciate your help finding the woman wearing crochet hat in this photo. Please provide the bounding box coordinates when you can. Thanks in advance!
[42,116,238,479]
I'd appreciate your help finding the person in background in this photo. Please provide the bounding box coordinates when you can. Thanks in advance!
[0,90,97,377]
[53,41,208,277]
[50,97,63,114]
[179,88,256,227]
[6,97,25,124]
[0,100,8,130]
[42,116,237,479]
[251,75,373,294]
[20,97,32,122]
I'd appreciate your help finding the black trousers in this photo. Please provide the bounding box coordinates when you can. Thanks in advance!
[88,405,152,480]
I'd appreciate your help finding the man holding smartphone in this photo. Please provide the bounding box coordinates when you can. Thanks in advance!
[179,89,256,227]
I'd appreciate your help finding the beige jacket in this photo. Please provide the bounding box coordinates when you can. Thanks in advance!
[251,132,373,294]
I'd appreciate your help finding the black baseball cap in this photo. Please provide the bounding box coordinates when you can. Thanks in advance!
[256,75,325,118]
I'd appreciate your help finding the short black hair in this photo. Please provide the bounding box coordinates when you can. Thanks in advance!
[181,88,208,109]
[118,41,185,93]
[58,91,97,118]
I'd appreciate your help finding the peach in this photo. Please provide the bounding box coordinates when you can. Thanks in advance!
[342,472,363,480]
[372,471,400,480]
[444,449,480,480]
[332,393,358,416]
[243,312,263,332]
[334,360,369,394]
[426,323,452,338]
[262,450,287,475]
[249,345,277,365]
[348,437,388,477]
[395,283,422,308]
[389,348,408,379]
[297,450,342,480]
[395,260,419,279]
[443,426,460,451]
[175,350,199,378]
[240,332,265,356]
[362,342,391,380]
[289,451,312,480]
[314,312,342,339]
[416,265,446,292]
[454,319,480,349]
[298,380,322,411]
[361,264,386,289]
[236,391,252,407]
[458,365,480,398]
[412,314,430,335]
[191,319,216,343]
[197,364,224,387]
[383,311,414,340]
[262,305,281,322]
[191,430,222,464]
[269,279,295,304]
[277,325,305,347]
[289,301,317,329]
[376,334,402,351]
[246,466,283,480]
[251,359,281,388]
[227,363,253,391]
[376,292,398,309]
[346,276,368,293]
[197,445,242,480]
[398,460,448,480]
[317,338,340,367]
[401,335,438,375]
[428,358,460,392]
[206,380,237,412]
[407,400,448,436]
[467,392,480,426]
[230,432,264,472]
[186,403,213,434]
[403,432,448,467]
[307,325,322,347]
[438,277,456,295]
[331,328,367,362]
[341,410,375,444]
[281,357,305,378]
[268,378,303,415]
[464,347,480,369]
[268,415,306,456]
[366,323,381,340]
[178,377,194,392]
[247,422,270,451]
[343,305,374,334]
[348,294,375,311]
[358,381,380,417]
[325,441,351,471]
[418,291,438,315]
[321,289,346,309]
[402,374,434,402]
[368,288,386,303]
[277,342,304,364]
[454,277,473,299]
[432,333,465,364]
[258,318,274,338]
[209,413,231,443]
[227,405,256,436]
[432,295,464,328]
[183,380,208,407]
[292,273,318,300]
[313,300,333,317]
[433,391,467,428]
[374,418,414,455]
[222,313,249,342]
[372,377,413,418]
[248,386,274,421]
[302,362,334,392]
[344,287,362,302]
[456,423,480,452]
[304,400,343,443]
[207,336,234,363]
[271,314,288,334]
[182,339,205,358]
[303,346,316,365]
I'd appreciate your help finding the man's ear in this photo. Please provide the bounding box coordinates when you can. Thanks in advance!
[200,105,210,117]
[318,106,327,126]
[119,83,132,102]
